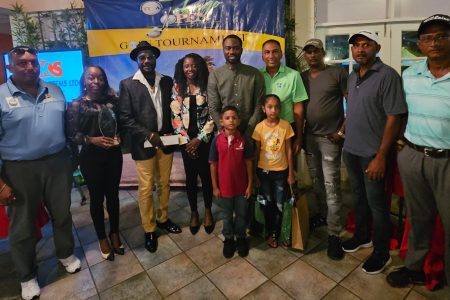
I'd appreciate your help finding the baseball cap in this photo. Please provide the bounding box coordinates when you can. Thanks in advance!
[348,30,379,44]
[417,14,450,36]
[303,38,324,50]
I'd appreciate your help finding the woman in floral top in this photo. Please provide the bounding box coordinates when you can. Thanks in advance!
[67,65,124,261]
[171,53,215,235]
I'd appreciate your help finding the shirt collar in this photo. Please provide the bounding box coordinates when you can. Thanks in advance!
[262,64,285,75]
[220,129,241,139]
[354,57,383,73]
[414,59,450,80]
[6,77,47,97]
[132,69,162,87]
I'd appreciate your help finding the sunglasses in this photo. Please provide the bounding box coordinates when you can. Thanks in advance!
[9,47,37,55]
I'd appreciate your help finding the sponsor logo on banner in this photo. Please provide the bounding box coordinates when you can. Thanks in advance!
[140,1,163,16]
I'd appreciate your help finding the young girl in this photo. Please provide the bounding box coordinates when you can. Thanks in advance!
[252,94,295,248]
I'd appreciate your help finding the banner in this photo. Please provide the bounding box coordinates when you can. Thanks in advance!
[84,0,285,90]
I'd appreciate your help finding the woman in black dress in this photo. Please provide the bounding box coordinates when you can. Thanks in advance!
[67,65,124,260]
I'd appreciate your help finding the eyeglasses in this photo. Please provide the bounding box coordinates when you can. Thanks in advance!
[9,47,37,55]
[418,34,450,44]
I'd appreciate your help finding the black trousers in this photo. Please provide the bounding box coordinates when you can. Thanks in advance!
[80,146,123,240]
[180,141,213,211]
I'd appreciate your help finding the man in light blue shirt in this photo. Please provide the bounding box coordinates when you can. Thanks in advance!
[387,14,450,289]
[0,46,80,300]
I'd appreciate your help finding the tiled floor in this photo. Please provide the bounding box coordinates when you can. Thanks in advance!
[1,187,449,300]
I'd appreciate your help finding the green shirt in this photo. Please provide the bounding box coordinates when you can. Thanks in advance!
[260,64,308,123]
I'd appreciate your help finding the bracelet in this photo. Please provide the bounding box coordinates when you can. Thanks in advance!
[149,132,154,141]
[0,183,7,194]
[84,135,90,144]
[337,130,345,138]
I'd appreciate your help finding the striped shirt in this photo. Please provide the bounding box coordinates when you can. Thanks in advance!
[403,60,450,149]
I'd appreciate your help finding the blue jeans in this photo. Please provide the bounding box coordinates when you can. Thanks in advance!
[305,134,343,236]
[216,196,249,239]
[257,168,289,234]
[343,150,391,255]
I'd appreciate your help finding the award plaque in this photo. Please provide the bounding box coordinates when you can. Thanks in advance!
[98,107,119,145]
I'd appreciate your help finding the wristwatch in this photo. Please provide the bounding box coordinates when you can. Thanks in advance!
[337,130,345,139]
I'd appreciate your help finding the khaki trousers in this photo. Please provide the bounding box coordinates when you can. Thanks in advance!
[135,149,173,232]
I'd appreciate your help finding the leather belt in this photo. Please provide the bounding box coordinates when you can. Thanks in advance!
[405,140,450,159]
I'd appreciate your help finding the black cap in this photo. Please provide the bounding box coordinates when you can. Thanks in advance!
[130,41,161,61]
[418,14,450,36]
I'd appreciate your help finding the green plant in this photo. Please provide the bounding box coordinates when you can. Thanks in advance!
[10,3,41,48]
[10,1,87,51]
[284,0,308,72]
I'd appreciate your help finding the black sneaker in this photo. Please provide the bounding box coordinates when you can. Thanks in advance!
[327,235,344,260]
[342,236,373,253]
[236,238,249,257]
[362,253,392,274]
[223,238,236,258]
[386,267,425,287]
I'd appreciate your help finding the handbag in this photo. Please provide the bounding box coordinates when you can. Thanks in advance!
[279,189,295,245]
[249,190,266,237]
[291,187,310,250]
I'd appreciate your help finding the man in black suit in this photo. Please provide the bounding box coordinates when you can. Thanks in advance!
[119,41,181,253]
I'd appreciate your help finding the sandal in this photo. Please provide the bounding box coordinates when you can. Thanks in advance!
[281,239,291,247]
[266,232,278,248]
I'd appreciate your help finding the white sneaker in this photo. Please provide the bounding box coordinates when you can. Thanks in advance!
[21,277,40,300]
[59,254,81,273]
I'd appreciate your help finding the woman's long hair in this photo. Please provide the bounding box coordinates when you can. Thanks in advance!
[173,53,209,94]
[80,64,114,98]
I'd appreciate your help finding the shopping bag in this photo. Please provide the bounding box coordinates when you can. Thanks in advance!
[255,192,266,225]
[291,190,310,250]
[249,191,266,237]
[279,190,295,245]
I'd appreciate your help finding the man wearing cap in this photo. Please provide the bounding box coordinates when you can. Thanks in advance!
[208,34,265,138]
[301,38,348,260]
[260,39,308,155]
[118,41,182,253]
[387,14,450,288]
[342,31,407,274]
[0,46,80,300]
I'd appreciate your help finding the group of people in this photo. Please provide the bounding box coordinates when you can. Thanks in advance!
[0,13,448,300]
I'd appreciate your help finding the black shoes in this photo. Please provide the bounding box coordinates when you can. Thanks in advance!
[362,253,392,274]
[145,232,158,253]
[236,238,249,257]
[386,267,425,287]
[342,236,373,253]
[189,211,200,235]
[223,238,236,258]
[109,232,125,255]
[327,235,344,260]
[204,208,215,234]
[157,219,182,234]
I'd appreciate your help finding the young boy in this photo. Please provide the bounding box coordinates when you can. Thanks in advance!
[209,106,254,258]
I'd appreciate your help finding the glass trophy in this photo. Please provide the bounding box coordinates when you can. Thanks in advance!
[98,107,119,145]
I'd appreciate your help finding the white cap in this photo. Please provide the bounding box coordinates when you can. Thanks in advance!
[349,30,379,44]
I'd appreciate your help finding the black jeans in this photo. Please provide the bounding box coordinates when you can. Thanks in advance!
[180,141,213,211]
[343,150,391,255]
[80,145,123,240]
[257,168,289,235]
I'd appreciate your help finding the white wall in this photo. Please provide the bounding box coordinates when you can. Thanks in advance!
[316,0,387,23]
[393,0,450,18]
[0,0,83,11]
